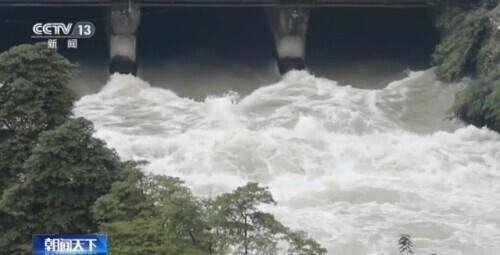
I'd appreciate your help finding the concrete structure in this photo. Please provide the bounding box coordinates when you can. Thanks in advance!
[267,7,309,73]
[109,2,141,75]
[0,0,431,75]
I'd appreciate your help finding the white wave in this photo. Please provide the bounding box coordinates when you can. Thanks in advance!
[74,70,500,255]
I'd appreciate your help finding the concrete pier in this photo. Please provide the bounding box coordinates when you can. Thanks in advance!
[109,2,141,75]
[267,7,310,74]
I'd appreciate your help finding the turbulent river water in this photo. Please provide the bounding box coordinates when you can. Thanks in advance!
[74,70,500,255]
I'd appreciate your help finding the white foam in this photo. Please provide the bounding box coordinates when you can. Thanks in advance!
[74,70,500,255]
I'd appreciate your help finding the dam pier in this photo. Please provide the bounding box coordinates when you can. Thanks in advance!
[0,0,431,75]
[109,3,141,75]
[267,7,309,74]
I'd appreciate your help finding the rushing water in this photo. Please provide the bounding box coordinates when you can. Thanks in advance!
[74,70,500,255]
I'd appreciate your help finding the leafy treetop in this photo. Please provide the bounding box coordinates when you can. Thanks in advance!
[0,42,77,137]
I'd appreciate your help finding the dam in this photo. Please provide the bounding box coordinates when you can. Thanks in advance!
[1,1,500,254]
[0,0,432,75]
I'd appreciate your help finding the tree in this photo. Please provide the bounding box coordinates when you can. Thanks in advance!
[93,164,209,255]
[398,234,414,255]
[94,173,327,255]
[92,161,153,223]
[285,230,328,255]
[0,118,123,252]
[0,135,33,193]
[207,183,326,255]
[0,42,77,137]
[0,43,77,193]
[208,183,283,255]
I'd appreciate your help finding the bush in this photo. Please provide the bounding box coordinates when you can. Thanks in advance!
[432,6,489,82]
[433,1,500,131]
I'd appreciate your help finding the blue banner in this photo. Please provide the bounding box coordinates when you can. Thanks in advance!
[32,234,107,255]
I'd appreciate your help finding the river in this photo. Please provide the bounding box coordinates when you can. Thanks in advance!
[73,69,500,255]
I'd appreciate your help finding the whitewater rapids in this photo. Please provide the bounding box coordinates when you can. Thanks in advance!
[74,70,500,255]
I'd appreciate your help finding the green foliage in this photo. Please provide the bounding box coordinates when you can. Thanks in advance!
[208,183,283,255]
[0,42,77,137]
[0,118,123,252]
[285,230,328,255]
[0,210,31,254]
[432,6,488,82]
[475,22,500,81]
[483,81,500,124]
[92,161,153,222]
[0,42,78,196]
[0,43,85,253]
[207,183,326,255]
[94,165,208,255]
[453,80,493,128]
[433,1,500,131]
[99,218,169,255]
[0,135,32,192]
[95,172,327,255]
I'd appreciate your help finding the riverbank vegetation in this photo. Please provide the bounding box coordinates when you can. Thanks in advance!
[431,0,500,131]
[0,43,326,255]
